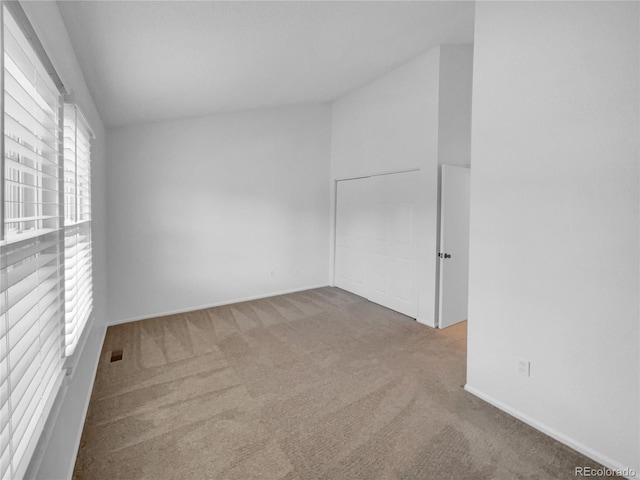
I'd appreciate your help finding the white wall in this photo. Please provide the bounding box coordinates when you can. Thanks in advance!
[467,1,639,475]
[330,45,473,326]
[331,47,441,180]
[19,2,108,479]
[107,104,332,323]
[331,47,440,325]
[438,44,473,167]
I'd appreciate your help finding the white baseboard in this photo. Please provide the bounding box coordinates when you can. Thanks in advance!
[464,384,638,479]
[107,284,331,326]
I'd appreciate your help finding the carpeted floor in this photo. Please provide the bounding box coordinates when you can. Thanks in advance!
[73,287,609,479]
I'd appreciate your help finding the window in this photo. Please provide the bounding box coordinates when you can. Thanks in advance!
[0,5,91,480]
[63,104,93,357]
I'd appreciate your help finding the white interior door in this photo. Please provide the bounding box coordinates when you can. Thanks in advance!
[438,165,470,328]
[335,171,419,318]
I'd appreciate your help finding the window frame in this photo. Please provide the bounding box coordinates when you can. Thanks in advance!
[0,2,94,479]
[62,103,93,358]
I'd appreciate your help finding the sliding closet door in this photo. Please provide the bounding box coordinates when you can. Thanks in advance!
[367,172,419,318]
[334,171,419,318]
[334,177,370,299]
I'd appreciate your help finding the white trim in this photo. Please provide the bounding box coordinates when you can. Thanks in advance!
[63,324,106,479]
[416,316,436,328]
[22,371,66,480]
[29,322,107,480]
[330,178,338,288]
[464,384,639,479]
[15,370,65,480]
[74,104,96,139]
[334,167,421,182]
[107,284,330,326]
[63,313,95,376]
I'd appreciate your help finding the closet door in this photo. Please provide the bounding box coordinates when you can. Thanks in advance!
[334,177,371,299]
[335,171,419,318]
[367,172,419,317]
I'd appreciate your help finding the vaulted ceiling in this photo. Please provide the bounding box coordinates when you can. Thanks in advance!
[58,1,475,128]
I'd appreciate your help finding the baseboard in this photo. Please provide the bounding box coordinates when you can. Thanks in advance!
[107,284,331,326]
[464,384,638,479]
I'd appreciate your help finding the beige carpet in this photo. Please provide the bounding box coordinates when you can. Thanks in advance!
[73,287,609,479]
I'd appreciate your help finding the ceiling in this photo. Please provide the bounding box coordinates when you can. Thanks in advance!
[57,1,475,128]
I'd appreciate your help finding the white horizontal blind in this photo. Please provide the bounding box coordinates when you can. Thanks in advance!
[63,104,92,356]
[0,6,65,480]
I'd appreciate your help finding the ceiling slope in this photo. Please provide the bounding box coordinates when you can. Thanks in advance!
[57,1,474,128]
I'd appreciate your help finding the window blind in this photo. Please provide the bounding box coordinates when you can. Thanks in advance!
[63,104,92,357]
[0,6,65,480]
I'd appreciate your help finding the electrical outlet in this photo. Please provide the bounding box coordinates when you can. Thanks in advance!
[294,267,299,275]
[517,359,530,377]
[270,270,276,279]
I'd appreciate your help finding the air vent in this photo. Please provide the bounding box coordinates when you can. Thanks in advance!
[110,349,123,363]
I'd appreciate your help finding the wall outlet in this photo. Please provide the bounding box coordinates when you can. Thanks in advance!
[270,270,276,279]
[294,267,299,275]
[518,359,531,377]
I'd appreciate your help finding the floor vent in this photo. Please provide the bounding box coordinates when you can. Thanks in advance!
[110,349,123,363]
